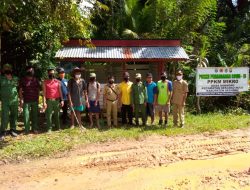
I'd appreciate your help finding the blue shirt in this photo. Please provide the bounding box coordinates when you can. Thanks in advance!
[58,78,68,100]
[167,80,173,91]
[145,82,157,104]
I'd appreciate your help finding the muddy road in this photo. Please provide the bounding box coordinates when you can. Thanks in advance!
[1,128,250,190]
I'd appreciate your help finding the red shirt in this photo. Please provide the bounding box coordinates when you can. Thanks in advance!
[44,79,60,99]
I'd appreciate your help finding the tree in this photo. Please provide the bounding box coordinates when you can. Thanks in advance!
[214,0,250,67]
[0,0,97,77]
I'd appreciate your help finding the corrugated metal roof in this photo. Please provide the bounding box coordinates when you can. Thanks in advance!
[55,46,189,60]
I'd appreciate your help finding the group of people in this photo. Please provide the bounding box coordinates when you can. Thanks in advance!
[0,63,188,140]
[109,71,189,128]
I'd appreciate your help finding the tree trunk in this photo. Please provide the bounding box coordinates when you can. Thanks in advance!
[0,33,1,70]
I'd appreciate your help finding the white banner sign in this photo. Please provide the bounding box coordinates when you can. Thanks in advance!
[196,67,249,96]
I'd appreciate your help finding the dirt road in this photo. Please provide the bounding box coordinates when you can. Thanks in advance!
[1,128,250,190]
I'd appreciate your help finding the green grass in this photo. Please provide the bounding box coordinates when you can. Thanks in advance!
[0,113,249,162]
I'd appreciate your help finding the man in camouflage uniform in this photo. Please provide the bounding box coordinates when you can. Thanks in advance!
[131,73,147,126]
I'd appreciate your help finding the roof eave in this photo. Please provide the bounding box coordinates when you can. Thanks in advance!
[62,39,182,47]
[55,58,189,62]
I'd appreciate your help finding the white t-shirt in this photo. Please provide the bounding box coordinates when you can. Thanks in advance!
[88,82,99,101]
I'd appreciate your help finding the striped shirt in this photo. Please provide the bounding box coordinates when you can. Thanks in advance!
[20,77,40,103]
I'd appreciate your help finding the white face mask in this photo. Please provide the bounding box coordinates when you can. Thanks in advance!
[177,76,183,81]
[75,74,81,79]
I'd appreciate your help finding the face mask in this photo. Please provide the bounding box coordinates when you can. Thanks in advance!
[161,76,166,81]
[124,77,129,82]
[26,71,34,77]
[75,74,81,79]
[4,70,12,75]
[109,80,114,84]
[136,78,141,82]
[48,74,55,79]
[89,77,95,82]
[177,76,183,81]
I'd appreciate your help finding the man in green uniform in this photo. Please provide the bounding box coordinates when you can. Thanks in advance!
[172,70,189,128]
[131,73,147,126]
[42,67,64,133]
[0,64,19,140]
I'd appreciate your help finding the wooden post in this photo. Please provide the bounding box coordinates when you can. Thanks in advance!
[158,62,165,79]
[173,62,176,79]
[0,33,1,70]
[122,62,127,73]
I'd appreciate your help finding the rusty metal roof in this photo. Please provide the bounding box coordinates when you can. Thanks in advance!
[55,46,189,60]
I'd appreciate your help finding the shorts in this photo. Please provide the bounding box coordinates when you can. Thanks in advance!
[146,103,155,117]
[89,100,101,113]
[157,104,170,113]
[73,105,85,112]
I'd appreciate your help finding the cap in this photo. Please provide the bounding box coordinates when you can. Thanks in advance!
[3,64,12,71]
[123,72,130,77]
[90,73,96,78]
[47,66,56,71]
[57,67,65,73]
[135,73,142,79]
[146,73,153,78]
[161,72,167,77]
[72,67,81,73]
[176,70,183,75]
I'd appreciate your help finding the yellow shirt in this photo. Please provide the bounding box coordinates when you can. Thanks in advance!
[119,81,133,105]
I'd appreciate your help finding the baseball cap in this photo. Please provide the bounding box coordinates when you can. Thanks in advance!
[47,66,56,71]
[161,72,167,77]
[3,64,12,71]
[90,73,96,78]
[135,73,142,79]
[123,72,130,77]
[146,73,153,78]
[57,67,65,73]
[73,67,81,73]
[176,70,183,75]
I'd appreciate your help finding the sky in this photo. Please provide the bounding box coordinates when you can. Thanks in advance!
[79,0,95,17]
[232,0,237,6]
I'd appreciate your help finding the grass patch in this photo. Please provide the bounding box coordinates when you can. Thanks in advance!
[0,113,249,162]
